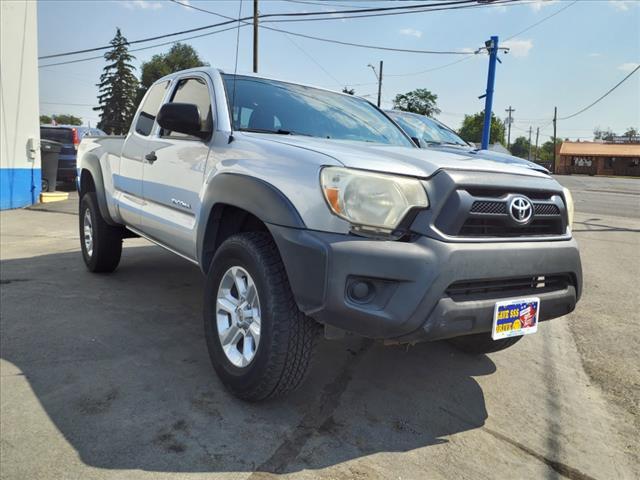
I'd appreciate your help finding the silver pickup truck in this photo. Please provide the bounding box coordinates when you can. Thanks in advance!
[77,67,582,401]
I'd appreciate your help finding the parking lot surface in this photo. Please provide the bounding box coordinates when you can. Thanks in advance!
[1,175,638,479]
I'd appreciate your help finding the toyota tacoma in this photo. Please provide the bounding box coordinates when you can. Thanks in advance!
[76,68,582,401]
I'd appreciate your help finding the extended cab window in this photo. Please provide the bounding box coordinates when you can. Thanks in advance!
[162,77,212,138]
[135,80,169,136]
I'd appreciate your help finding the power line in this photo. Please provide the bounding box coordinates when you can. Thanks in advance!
[386,0,576,78]
[39,24,249,68]
[169,0,478,54]
[282,33,345,87]
[38,18,245,60]
[558,65,640,120]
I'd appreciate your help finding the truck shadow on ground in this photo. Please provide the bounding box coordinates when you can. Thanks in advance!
[1,245,495,474]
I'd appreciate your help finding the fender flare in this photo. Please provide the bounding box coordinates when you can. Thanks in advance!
[197,173,305,268]
[79,155,119,226]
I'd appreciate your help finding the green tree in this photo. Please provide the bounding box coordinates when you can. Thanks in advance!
[593,127,616,141]
[39,114,52,124]
[138,43,207,102]
[510,136,531,159]
[458,111,506,146]
[342,87,355,95]
[623,127,638,140]
[392,89,440,116]
[94,28,139,135]
[538,137,563,164]
[52,114,82,126]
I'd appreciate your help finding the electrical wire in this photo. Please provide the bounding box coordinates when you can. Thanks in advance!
[38,24,249,68]
[168,0,477,54]
[558,65,639,120]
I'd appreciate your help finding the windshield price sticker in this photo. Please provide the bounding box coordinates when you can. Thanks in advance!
[492,298,540,340]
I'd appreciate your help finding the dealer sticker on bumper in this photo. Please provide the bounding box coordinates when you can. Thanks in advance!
[492,297,540,340]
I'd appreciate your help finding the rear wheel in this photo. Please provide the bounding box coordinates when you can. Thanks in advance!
[448,332,523,355]
[79,192,122,273]
[203,232,319,401]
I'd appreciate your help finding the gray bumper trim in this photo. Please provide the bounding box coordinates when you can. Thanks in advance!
[269,225,582,342]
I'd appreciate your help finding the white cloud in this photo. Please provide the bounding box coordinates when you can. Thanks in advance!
[530,0,558,12]
[609,0,634,11]
[399,28,422,38]
[124,0,163,10]
[618,62,640,72]
[502,39,533,58]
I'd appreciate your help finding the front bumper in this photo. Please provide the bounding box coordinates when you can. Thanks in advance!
[270,225,582,342]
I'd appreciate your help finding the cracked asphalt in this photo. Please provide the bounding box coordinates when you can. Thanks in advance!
[1,176,638,479]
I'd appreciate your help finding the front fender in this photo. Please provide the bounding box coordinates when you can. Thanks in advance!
[196,173,305,267]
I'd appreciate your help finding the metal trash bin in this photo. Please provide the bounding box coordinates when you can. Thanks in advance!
[40,139,62,192]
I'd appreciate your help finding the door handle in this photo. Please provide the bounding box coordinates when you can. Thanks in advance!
[145,151,157,163]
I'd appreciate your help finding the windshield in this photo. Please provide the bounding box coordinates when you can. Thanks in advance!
[222,74,413,147]
[40,127,73,144]
[387,111,467,147]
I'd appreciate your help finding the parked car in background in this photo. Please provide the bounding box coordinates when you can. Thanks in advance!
[39,125,106,185]
[386,109,549,173]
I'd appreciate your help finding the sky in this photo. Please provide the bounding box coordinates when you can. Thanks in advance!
[37,0,640,143]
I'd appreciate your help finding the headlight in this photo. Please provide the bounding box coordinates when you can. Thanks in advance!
[320,167,428,233]
[563,187,574,230]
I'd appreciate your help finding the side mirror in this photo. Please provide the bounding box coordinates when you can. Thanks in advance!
[157,103,208,139]
[411,136,422,148]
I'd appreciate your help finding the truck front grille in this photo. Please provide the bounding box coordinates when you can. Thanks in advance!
[446,274,573,300]
[434,188,567,239]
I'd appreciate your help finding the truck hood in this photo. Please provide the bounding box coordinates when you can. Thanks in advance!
[246,133,551,179]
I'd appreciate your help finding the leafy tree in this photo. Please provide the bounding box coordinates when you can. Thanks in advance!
[623,127,638,140]
[538,137,563,164]
[458,111,506,146]
[392,89,440,116]
[510,136,531,159]
[342,87,355,95]
[94,28,139,135]
[40,114,52,124]
[593,127,616,141]
[138,43,208,101]
[52,114,82,126]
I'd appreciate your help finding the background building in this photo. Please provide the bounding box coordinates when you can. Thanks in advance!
[556,141,640,176]
[0,1,41,210]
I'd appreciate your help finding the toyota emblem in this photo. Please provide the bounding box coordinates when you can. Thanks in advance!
[508,196,534,224]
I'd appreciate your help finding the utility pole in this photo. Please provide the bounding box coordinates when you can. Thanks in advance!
[377,60,383,108]
[528,126,533,160]
[505,106,515,150]
[552,106,557,173]
[367,61,384,108]
[481,36,499,150]
[253,0,258,73]
[535,127,540,161]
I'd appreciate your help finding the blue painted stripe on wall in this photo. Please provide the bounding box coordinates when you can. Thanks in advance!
[0,168,42,210]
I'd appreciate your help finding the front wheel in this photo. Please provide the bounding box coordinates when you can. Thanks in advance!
[448,332,523,355]
[79,192,122,273]
[203,232,319,401]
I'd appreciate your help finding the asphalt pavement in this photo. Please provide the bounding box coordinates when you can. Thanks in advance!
[1,175,638,480]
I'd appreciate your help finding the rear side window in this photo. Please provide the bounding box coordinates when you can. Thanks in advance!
[40,127,73,144]
[162,77,212,138]
[135,80,169,136]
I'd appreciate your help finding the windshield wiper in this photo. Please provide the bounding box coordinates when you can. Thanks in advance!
[239,128,312,137]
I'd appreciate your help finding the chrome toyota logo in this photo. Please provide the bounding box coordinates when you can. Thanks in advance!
[508,196,533,224]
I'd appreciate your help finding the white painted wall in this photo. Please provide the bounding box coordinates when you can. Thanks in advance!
[0,0,41,209]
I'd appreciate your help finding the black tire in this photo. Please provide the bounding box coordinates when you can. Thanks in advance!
[203,232,319,401]
[79,191,122,273]
[448,332,523,355]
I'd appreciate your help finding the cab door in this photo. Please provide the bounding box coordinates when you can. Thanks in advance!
[114,80,170,229]
[140,74,213,259]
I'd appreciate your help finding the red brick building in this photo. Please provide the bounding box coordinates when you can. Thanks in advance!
[556,142,640,176]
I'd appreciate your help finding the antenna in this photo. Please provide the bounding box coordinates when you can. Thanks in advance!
[230,0,243,142]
